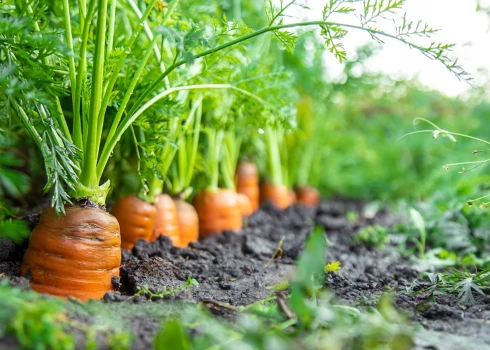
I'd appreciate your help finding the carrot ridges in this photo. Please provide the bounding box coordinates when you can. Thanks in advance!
[21,206,121,301]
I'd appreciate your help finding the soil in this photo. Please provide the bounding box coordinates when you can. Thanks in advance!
[2,199,490,350]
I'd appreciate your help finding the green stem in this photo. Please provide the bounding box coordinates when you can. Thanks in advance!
[207,130,224,192]
[11,101,43,148]
[129,20,432,121]
[107,0,118,57]
[79,0,109,189]
[97,84,270,180]
[144,175,163,203]
[266,126,283,186]
[97,0,159,141]
[296,142,315,186]
[233,0,241,21]
[74,0,97,153]
[62,0,78,145]
[162,0,180,24]
[97,35,160,182]
[97,19,435,185]
[186,101,203,188]
[127,0,169,84]
[79,0,87,28]
[221,132,241,190]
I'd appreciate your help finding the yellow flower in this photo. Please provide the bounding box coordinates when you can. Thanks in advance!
[325,261,341,273]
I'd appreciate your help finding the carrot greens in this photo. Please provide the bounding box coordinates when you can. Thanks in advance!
[1,0,466,213]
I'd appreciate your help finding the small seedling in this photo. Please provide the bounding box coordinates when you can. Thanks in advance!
[353,225,388,249]
[346,211,359,223]
[409,208,426,259]
[135,276,199,299]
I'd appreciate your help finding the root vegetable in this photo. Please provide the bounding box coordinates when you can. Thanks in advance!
[21,206,121,301]
[111,195,156,250]
[173,198,199,247]
[260,182,290,210]
[153,194,180,246]
[235,161,259,211]
[295,186,320,207]
[194,189,242,237]
[236,192,253,217]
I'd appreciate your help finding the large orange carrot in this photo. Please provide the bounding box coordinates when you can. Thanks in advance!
[260,181,290,209]
[194,189,242,238]
[295,185,320,207]
[236,192,253,217]
[153,194,180,246]
[235,161,259,211]
[173,198,199,247]
[289,190,297,205]
[21,206,121,301]
[111,195,156,250]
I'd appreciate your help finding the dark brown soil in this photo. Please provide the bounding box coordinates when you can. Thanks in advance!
[2,199,490,349]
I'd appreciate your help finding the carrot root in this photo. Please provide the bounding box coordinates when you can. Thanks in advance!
[194,189,242,238]
[21,206,121,301]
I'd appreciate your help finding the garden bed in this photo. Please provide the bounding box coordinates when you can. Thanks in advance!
[1,199,490,349]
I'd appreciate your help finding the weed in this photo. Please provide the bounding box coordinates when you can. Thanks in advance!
[407,268,490,305]
[409,208,426,259]
[135,276,199,299]
[325,261,342,273]
[353,225,389,249]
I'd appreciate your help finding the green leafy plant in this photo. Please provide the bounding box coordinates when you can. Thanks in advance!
[0,280,74,350]
[135,276,199,299]
[353,225,389,249]
[1,0,465,212]
[409,269,490,305]
[0,280,134,349]
[409,207,427,259]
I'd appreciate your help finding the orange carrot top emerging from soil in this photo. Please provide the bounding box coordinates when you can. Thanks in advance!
[260,181,291,210]
[295,185,320,207]
[236,192,253,217]
[21,206,121,301]
[194,189,242,238]
[153,194,180,245]
[111,195,157,250]
[173,198,199,247]
[235,161,260,211]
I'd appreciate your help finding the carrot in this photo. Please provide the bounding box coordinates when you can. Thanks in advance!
[21,206,121,301]
[111,195,156,250]
[236,192,253,217]
[173,198,199,247]
[235,161,259,211]
[260,181,290,209]
[153,194,180,246]
[194,188,242,237]
[295,185,320,207]
[289,190,297,205]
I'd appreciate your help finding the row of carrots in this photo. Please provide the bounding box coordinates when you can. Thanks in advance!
[111,161,320,251]
[21,160,318,302]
